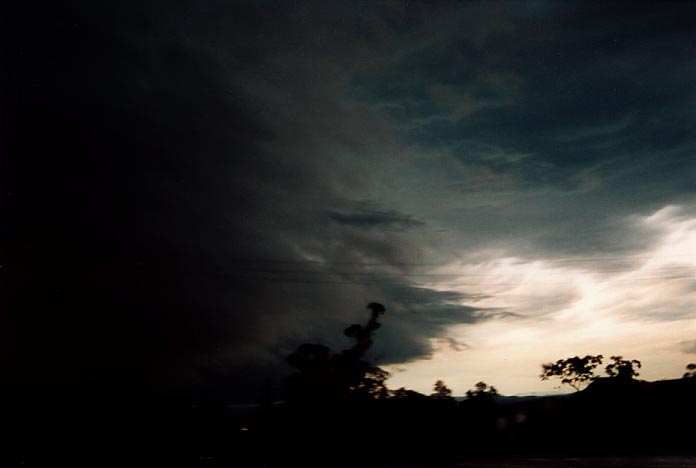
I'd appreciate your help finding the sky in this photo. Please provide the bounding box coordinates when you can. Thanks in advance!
[4,1,696,401]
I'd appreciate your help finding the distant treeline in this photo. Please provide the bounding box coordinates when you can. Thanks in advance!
[254,304,696,465]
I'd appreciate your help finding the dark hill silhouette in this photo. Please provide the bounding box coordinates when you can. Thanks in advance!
[492,377,696,457]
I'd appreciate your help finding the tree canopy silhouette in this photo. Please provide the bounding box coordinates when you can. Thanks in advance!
[430,380,454,400]
[284,302,389,403]
[604,355,641,380]
[540,355,604,391]
[465,381,499,400]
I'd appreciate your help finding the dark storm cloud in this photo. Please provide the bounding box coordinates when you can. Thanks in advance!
[328,202,424,231]
[366,285,483,364]
[2,0,494,401]
[6,1,696,401]
[354,1,696,258]
[3,0,297,399]
[383,285,485,324]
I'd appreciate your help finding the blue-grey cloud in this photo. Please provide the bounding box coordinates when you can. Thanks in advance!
[350,1,696,261]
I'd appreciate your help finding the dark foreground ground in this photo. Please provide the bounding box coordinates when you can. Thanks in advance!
[3,378,695,467]
[189,456,696,467]
[445,457,696,468]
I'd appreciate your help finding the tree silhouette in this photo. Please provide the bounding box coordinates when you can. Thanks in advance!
[284,302,389,403]
[351,366,390,400]
[540,355,603,391]
[683,363,696,378]
[461,381,500,444]
[466,381,499,400]
[604,355,641,380]
[430,380,454,400]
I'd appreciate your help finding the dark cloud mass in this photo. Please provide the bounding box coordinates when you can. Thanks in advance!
[328,201,425,231]
[3,1,696,401]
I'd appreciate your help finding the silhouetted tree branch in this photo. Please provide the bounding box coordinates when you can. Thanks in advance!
[284,303,389,403]
[605,355,641,380]
[540,355,603,391]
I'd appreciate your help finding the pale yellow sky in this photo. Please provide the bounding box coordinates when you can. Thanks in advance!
[384,206,696,396]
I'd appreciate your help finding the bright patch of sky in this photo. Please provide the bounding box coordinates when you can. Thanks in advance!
[385,206,696,395]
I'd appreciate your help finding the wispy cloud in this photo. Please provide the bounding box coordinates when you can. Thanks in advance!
[387,206,696,395]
